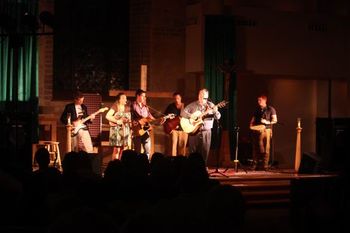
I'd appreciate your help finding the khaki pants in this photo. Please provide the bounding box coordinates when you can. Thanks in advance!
[252,128,271,168]
[170,130,188,156]
[72,129,93,153]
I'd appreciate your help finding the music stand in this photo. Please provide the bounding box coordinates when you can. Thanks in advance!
[224,126,248,174]
[209,118,228,177]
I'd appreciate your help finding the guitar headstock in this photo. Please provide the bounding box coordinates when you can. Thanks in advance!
[159,114,175,125]
[217,100,229,108]
[99,107,109,113]
[166,113,176,119]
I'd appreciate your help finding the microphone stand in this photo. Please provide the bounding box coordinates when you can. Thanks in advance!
[224,126,248,173]
[268,123,275,169]
[209,118,228,177]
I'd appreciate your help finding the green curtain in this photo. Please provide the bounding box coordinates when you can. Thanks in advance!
[0,0,39,172]
[204,15,236,160]
[0,0,38,102]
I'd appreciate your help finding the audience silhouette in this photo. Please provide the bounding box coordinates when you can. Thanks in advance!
[2,146,345,233]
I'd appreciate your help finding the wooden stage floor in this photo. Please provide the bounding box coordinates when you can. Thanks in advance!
[206,167,339,208]
[207,167,338,180]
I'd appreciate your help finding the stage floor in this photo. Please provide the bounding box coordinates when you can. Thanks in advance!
[207,167,338,180]
[206,167,339,208]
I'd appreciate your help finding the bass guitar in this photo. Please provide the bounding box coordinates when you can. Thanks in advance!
[71,107,109,136]
[180,100,228,135]
[132,113,175,137]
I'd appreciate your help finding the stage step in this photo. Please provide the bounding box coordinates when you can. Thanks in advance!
[218,179,291,208]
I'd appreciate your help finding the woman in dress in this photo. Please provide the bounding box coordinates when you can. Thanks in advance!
[105,93,131,160]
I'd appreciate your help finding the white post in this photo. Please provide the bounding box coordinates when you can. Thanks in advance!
[294,118,302,173]
[66,113,72,153]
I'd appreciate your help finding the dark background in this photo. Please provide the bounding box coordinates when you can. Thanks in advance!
[53,0,129,100]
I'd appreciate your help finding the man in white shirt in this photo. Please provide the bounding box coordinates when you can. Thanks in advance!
[60,92,95,153]
[181,88,221,164]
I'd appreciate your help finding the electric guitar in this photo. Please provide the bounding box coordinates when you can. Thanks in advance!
[132,113,175,137]
[71,107,109,136]
[180,100,228,134]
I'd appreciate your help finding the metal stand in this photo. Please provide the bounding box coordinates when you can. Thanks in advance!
[268,124,275,169]
[224,126,248,174]
[209,118,228,177]
[268,122,282,170]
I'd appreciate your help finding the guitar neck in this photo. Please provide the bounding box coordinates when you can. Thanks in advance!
[80,110,101,124]
[201,103,223,117]
[80,116,92,125]
[139,114,173,125]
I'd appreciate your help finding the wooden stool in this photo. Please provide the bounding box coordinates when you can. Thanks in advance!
[33,141,62,169]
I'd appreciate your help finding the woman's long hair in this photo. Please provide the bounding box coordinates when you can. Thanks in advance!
[112,93,130,112]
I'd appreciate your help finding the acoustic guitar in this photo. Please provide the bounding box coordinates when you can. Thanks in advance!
[180,100,228,135]
[132,113,175,137]
[163,116,181,134]
[109,112,131,127]
[71,107,109,137]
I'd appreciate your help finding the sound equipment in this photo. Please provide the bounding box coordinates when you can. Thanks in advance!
[0,101,38,172]
[316,118,350,171]
[298,152,321,174]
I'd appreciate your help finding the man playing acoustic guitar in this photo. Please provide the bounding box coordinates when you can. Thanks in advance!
[131,89,155,158]
[181,88,221,164]
[249,94,277,171]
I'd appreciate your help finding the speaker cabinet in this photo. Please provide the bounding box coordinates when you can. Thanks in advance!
[316,118,350,172]
[298,152,321,174]
[0,101,38,172]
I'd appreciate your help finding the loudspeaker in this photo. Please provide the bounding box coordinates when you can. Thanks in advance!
[87,153,102,176]
[0,103,37,172]
[298,152,321,174]
[316,118,350,171]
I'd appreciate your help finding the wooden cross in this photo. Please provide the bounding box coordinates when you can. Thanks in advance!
[218,59,236,100]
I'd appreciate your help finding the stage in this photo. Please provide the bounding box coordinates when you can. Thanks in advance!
[33,160,339,210]
[207,168,339,208]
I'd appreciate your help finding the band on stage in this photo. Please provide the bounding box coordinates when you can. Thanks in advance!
[60,89,277,169]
